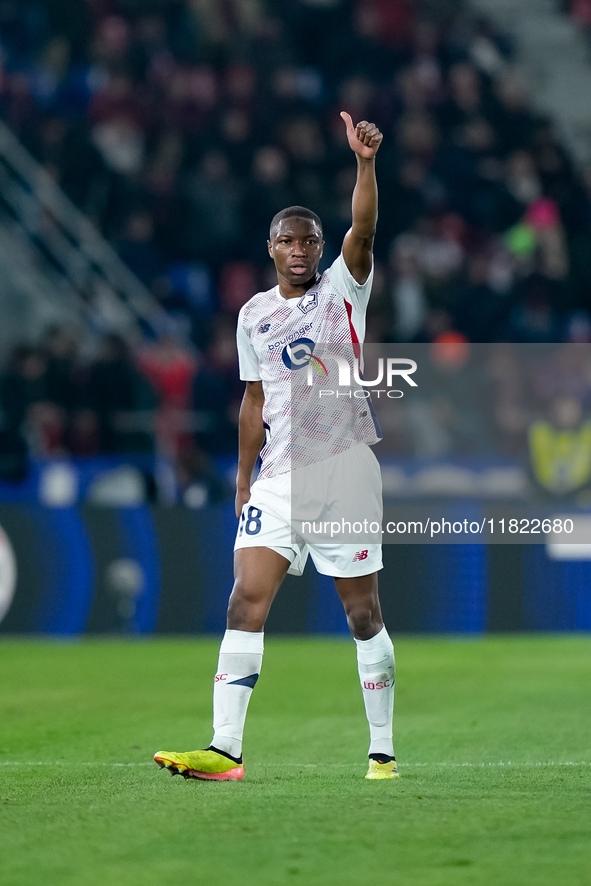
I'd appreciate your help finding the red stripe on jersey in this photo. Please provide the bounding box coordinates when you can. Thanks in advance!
[344,299,361,360]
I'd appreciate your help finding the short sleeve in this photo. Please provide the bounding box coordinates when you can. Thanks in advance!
[236,312,261,381]
[325,252,374,312]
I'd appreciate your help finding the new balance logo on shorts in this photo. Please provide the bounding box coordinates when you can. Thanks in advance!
[353,550,369,562]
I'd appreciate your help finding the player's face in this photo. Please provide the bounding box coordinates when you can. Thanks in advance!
[268,217,324,289]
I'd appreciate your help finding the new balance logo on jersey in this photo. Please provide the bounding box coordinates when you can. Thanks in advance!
[259,323,271,334]
[297,290,318,314]
[353,550,369,562]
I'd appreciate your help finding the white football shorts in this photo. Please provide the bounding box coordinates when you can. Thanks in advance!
[234,443,383,578]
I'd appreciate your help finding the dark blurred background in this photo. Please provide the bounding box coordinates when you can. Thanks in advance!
[1,0,591,478]
[1,0,591,634]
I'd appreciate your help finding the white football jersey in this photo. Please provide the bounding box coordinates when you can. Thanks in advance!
[236,253,381,478]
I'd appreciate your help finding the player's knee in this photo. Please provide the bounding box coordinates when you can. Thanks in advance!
[227,581,269,630]
[229,578,264,608]
[345,603,381,640]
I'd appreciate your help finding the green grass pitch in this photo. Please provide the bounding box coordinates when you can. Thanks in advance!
[1,635,590,886]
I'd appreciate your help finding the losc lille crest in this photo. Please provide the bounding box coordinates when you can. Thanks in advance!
[297,290,318,315]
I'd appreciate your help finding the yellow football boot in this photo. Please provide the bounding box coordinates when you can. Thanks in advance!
[365,757,400,780]
[154,748,244,781]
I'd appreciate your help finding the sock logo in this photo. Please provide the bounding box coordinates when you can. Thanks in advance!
[228,673,259,689]
[363,680,392,690]
[214,673,259,688]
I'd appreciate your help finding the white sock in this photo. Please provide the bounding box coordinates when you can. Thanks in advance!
[355,626,395,758]
[211,629,264,759]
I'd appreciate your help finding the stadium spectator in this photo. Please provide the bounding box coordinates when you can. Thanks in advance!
[569,0,591,56]
[87,332,157,453]
[115,210,163,287]
[0,344,66,457]
[137,333,197,458]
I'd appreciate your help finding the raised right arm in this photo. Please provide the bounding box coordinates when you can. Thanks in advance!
[235,380,265,517]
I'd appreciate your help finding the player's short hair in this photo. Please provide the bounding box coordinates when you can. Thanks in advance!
[269,206,323,240]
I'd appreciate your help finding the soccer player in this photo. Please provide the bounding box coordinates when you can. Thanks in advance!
[154,112,398,781]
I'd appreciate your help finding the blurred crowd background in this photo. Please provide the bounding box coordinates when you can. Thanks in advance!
[1,0,591,494]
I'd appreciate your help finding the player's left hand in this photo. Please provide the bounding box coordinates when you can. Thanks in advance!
[235,484,250,519]
[340,111,383,160]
